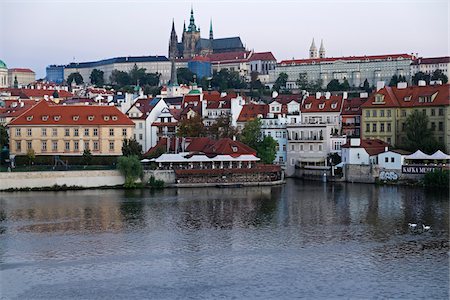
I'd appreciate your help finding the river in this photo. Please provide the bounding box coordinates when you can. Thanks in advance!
[0,179,448,299]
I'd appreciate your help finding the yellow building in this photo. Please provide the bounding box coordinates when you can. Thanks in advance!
[361,84,450,151]
[8,100,134,156]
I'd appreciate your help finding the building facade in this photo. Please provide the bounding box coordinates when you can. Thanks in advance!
[411,56,450,77]
[8,100,134,156]
[0,60,7,88]
[8,68,36,87]
[46,65,65,83]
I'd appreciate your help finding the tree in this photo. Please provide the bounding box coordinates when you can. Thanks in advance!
[210,69,245,91]
[431,69,448,84]
[0,125,9,150]
[90,69,105,86]
[296,73,309,90]
[239,118,262,150]
[13,76,18,88]
[177,115,206,137]
[52,90,59,98]
[273,72,288,92]
[110,70,131,86]
[308,79,323,93]
[122,138,143,157]
[340,78,350,91]
[67,72,84,85]
[208,114,238,139]
[129,64,147,85]
[412,71,430,85]
[257,136,277,164]
[26,148,35,167]
[117,155,143,188]
[327,79,341,91]
[403,109,444,153]
[177,68,195,84]
[363,78,371,93]
[82,149,92,166]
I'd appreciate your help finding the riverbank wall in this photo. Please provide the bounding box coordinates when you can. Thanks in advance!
[0,170,125,191]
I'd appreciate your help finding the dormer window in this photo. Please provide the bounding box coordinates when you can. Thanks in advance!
[104,116,110,121]
[26,116,33,121]
[305,103,312,109]
[88,115,94,121]
[73,115,79,121]
[42,115,48,121]
[231,146,238,152]
[331,103,337,109]
[374,94,385,104]
[404,96,411,101]
[112,116,118,121]
[53,115,61,121]
[319,103,325,109]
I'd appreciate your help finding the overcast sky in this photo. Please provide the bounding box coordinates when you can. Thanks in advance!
[0,0,448,78]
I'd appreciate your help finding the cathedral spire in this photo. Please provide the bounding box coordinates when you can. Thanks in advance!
[188,6,197,32]
[209,18,213,40]
[319,39,325,58]
[169,60,178,86]
[309,38,318,59]
[183,20,186,32]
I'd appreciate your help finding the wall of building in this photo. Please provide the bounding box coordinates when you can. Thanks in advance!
[344,164,376,183]
[143,170,176,184]
[0,170,124,190]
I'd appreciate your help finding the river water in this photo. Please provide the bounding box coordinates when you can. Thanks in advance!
[0,179,448,299]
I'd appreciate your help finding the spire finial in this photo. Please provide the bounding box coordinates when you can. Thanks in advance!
[209,18,213,40]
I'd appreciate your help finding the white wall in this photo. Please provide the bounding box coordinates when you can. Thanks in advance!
[378,151,403,170]
[341,147,370,165]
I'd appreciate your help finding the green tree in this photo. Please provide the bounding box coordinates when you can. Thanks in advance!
[67,72,84,85]
[430,69,448,84]
[363,78,371,93]
[210,69,245,91]
[177,67,195,84]
[326,79,341,91]
[239,118,262,150]
[389,75,399,87]
[412,71,430,85]
[423,169,449,190]
[296,73,309,90]
[340,78,350,91]
[26,148,35,167]
[308,79,323,93]
[257,136,277,164]
[403,109,444,153]
[0,125,8,150]
[273,72,288,92]
[52,90,59,98]
[110,70,131,86]
[82,149,92,166]
[177,115,206,137]
[117,155,143,188]
[129,64,147,85]
[141,72,160,86]
[90,69,105,86]
[122,138,143,157]
[208,114,238,139]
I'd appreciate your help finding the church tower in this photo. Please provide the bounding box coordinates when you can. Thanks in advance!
[168,19,179,59]
[319,39,325,58]
[309,38,318,59]
[209,19,214,40]
[182,7,201,59]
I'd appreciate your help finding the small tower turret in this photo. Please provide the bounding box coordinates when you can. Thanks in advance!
[319,39,325,58]
[309,38,318,59]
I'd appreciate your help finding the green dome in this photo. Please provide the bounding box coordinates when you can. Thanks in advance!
[188,89,201,95]
[0,60,6,69]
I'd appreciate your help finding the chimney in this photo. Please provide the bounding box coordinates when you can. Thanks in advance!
[315,92,321,99]
[350,138,361,147]
[376,81,385,91]
[418,80,426,86]
[325,92,331,100]
[397,82,407,89]
[360,92,368,99]
[343,92,348,100]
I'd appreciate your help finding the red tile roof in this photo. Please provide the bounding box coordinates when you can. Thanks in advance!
[237,103,269,122]
[361,84,450,109]
[186,137,256,157]
[248,52,276,61]
[191,56,210,62]
[207,51,251,63]
[8,68,35,73]
[341,97,367,116]
[342,138,390,156]
[0,100,37,119]
[301,95,344,113]
[203,91,222,101]
[280,54,413,65]
[273,94,303,104]
[169,108,182,121]
[0,88,73,99]
[126,98,157,120]
[9,100,134,126]
[186,137,215,152]
[411,56,450,65]
[206,99,231,109]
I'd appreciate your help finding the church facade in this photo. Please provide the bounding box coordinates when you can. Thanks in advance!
[169,8,245,59]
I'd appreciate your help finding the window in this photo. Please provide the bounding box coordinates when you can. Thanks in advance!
[387,137,391,144]
[84,141,90,150]
[74,129,79,137]
[380,110,385,117]
[65,141,70,151]
[387,110,391,117]
[391,157,395,163]
[372,123,377,132]
[65,129,70,136]
[52,141,58,151]
[41,140,47,152]
[318,145,322,151]
[385,157,388,163]
[88,115,94,121]
[300,145,304,151]
[74,141,79,151]
[431,109,435,116]
[438,108,444,116]
[290,145,294,151]
[139,123,143,129]
[402,123,405,131]
[380,123,385,132]
[365,110,370,118]
[366,124,370,132]
[431,122,436,131]
[422,109,426,115]
[283,144,286,151]
[42,128,47,136]
[93,128,98,136]
[26,141,32,150]
[26,128,32,136]
[52,128,57,136]
[387,123,391,132]
[15,128,21,136]
[109,128,114,136]
[16,141,21,152]
[122,128,127,136]
[401,110,406,117]
[139,134,143,140]
[109,141,115,151]
[93,141,99,151]
[372,110,377,117]
[309,145,313,151]
[84,129,89,136]
[439,122,443,131]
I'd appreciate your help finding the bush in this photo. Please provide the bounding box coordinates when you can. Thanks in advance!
[117,155,143,188]
[148,176,164,189]
[423,169,449,190]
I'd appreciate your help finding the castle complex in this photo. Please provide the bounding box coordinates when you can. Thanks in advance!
[168,8,245,59]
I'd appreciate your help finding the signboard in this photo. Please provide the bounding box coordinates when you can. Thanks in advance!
[401,165,441,174]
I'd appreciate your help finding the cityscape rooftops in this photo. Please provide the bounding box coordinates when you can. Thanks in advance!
[280,54,413,65]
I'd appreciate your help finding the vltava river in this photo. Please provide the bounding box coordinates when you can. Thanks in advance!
[0,179,448,299]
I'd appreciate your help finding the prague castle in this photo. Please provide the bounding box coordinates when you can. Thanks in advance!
[169,8,245,59]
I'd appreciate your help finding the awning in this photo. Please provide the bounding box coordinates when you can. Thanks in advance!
[429,150,450,160]
[405,150,431,160]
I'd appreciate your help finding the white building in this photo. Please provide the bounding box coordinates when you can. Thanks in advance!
[261,116,288,165]
[341,138,389,165]
[0,60,8,88]
[411,56,450,77]
[378,150,410,170]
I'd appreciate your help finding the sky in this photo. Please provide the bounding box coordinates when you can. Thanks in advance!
[0,0,448,78]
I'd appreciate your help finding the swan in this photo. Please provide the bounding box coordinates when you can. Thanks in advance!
[422,224,431,231]
[408,223,417,229]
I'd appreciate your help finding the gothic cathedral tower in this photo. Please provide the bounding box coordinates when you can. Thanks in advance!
[309,38,318,59]
[182,7,201,59]
[168,19,179,59]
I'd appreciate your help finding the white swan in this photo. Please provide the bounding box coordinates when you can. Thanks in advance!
[408,223,417,229]
[422,224,431,231]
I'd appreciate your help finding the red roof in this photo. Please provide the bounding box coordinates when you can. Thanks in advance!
[186,137,257,157]
[361,84,450,109]
[0,88,73,99]
[273,94,303,105]
[248,52,276,61]
[186,137,215,152]
[191,56,210,62]
[207,51,251,63]
[341,97,368,116]
[126,98,156,120]
[237,103,269,122]
[301,95,344,113]
[169,108,182,121]
[411,56,450,65]
[9,100,134,126]
[206,99,231,109]
[342,138,390,156]
[203,91,222,101]
[280,54,413,65]
[8,68,35,73]
[0,100,37,119]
